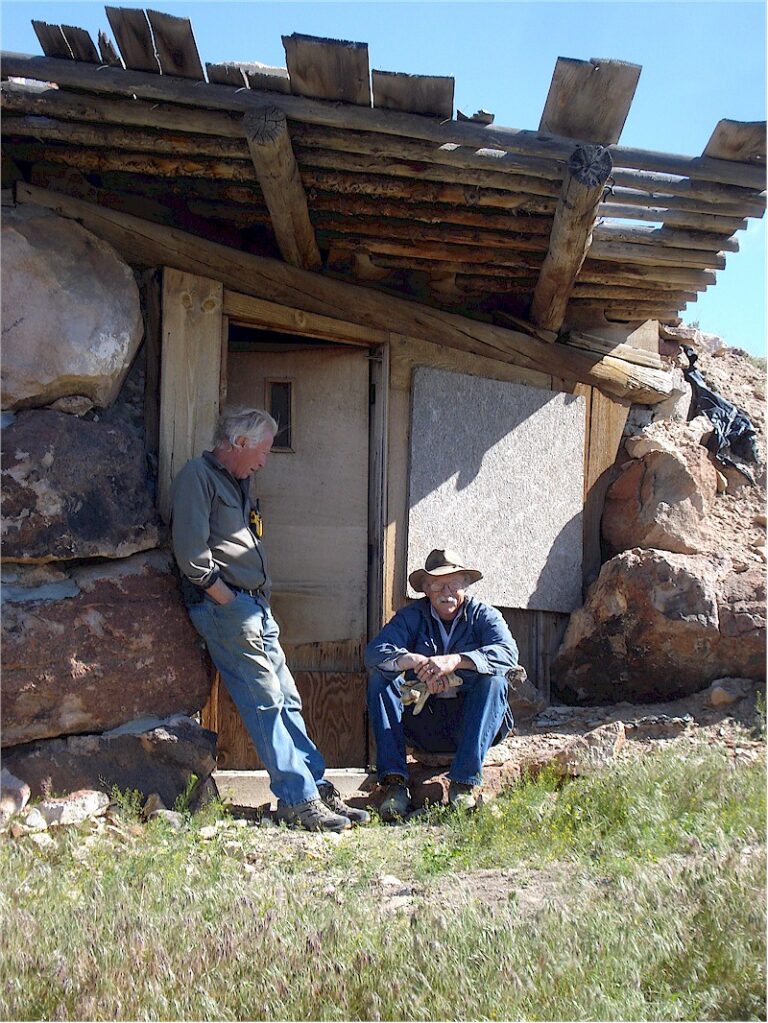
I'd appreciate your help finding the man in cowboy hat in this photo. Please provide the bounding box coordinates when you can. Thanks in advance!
[366,548,519,819]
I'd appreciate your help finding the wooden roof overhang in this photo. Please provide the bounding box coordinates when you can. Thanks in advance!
[1,8,765,406]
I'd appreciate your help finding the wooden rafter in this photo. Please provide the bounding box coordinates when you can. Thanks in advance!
[243,105,321,270]
[530,145,613,333]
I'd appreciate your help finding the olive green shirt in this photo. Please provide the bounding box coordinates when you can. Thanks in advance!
[171,451,270,596]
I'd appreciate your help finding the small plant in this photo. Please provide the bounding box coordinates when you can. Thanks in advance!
[108,784,144,822]
[173,774,199,815]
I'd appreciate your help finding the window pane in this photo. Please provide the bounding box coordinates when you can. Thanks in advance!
[269,381,292,449]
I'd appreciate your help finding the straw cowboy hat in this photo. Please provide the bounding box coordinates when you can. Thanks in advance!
[408,549,483,593]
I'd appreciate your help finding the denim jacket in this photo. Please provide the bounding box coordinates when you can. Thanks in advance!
[365,595,518,682]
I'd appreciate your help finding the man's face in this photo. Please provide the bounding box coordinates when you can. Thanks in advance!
[424,572,468,620]
[229,434,273,478]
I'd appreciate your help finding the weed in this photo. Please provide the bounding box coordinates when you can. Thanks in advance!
[107,785,144,822]
[173,774,199,815]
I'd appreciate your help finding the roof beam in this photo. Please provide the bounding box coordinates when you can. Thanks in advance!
[243,106,321,270]
[530,145,613,333]
[15,183,673,405]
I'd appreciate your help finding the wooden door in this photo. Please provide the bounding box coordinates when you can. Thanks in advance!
[206,343,371,769]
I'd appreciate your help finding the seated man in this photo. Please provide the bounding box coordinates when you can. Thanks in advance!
[366,548,518,819]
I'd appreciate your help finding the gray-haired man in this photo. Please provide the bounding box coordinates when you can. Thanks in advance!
[171,406,368,831]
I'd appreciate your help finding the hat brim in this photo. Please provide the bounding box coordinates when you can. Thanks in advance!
[408,566,483,593]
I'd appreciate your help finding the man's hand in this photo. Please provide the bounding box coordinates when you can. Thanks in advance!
[205,579,237,605]
[415,654,463,694]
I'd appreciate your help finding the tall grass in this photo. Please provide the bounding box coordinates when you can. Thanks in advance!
[0,743,764,1022]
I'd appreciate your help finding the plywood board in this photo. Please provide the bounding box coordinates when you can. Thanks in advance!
[158,268,223,522]
[283,33,371,105]
[539,56,641,144]
[408,367,585,612]
[205,669,368,770]
[372,70,454,118]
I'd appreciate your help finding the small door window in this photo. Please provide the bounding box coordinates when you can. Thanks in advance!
[266,379,293,451]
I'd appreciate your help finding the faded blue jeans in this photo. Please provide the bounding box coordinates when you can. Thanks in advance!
[367,670,512,787]
[188,591,325,805]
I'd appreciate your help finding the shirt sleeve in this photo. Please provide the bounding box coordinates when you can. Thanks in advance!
[459,604,519,676]
[364,607,417,679]
[170,462,221,590]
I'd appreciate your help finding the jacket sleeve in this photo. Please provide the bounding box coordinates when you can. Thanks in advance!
[364,607,418,679]
[459,604,519,676]
[170,462,221,590]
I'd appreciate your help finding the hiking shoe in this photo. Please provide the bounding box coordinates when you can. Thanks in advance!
[318,781,370,826]
[448,781,478,810]
[378,776,411,821]
[274,797,351,833]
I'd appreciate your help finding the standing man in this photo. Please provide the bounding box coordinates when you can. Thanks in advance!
[172,406,368,832]
[366,549,518,819]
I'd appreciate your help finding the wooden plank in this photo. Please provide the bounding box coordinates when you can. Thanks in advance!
[499,608,569,700]
[60,26,99,63]
[222,290,386,346]
[282,33,370,105]
[242,63,291,95]
[580,387,629,585]
[244,106,321,270]
[105,7,159,74]
[31,22,72,60]
[97,31,122,68]
[372,70,454,119]
[531,145,613,331]
[157,268,223,522]
[205,62,247,87]
[594,223,739,253]
[281,638,364,673]
[17,184,675,405]
[139,267,162,459]
[704,120,766,164]
[588,241,726,269]
[3,53,765,191]
[596,203,747,234]
[539,57,641,145]
[208,670,368,770]
[368,342,390,638]
[146,9,204,80]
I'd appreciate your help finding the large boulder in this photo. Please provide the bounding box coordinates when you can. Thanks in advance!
[551,548,766,704]
[1,551,211,747]
[1,408,159,562]
[2,716,217,807]
[1,204,143,411]
[602,418,718,556]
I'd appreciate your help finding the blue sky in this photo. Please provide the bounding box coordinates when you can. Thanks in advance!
[2,0,765,354]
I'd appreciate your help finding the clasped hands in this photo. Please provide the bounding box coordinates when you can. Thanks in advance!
[397,652,464,694]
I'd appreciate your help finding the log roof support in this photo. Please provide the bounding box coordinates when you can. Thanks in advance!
[243,105,321,271]
[530,145,613,333]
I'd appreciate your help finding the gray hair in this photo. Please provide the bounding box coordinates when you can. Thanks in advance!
[213,406,277,448]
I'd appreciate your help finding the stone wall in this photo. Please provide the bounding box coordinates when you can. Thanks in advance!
[1,204,211,801]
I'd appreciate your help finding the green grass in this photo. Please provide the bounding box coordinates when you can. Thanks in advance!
[1,742,765,1021]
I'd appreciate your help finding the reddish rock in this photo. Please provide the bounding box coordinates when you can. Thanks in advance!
[550,549,766,705]
[1,551,211,746]
[1,408,159,563]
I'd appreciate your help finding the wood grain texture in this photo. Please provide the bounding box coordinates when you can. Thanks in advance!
[146,9,204,80]
[139,268,162,459]
[244,106,321,270]
[223,290,384,346]
[500,608,570,701]
[205,62,247,87]
[31,22,72,60]
[539,57,641,145]
[206,669,368,769]
[105,7,159,74]
[704,120,766,164]
[283,33,370,106]
[97,31,122,68]
[372,70,454,118]
[158,268,223,522]
[60,26,99,63]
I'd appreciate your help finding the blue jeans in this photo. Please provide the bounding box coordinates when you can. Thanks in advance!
[367,670,512,787]
[188,592,326,805]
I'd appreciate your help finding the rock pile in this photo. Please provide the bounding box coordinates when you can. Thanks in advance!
[553,335,766,705]
[1,204,212,808]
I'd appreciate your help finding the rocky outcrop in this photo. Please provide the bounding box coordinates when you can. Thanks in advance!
[602,418,718,556]
[1,551,211,747]
[1,408,159,563]
[551,549,766,704]
[2,716,217,807]
[1,204,143,411]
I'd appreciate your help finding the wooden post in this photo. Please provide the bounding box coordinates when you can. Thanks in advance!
[530,145,613,333]
[243,106,321,271]
[157,268,224,522]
